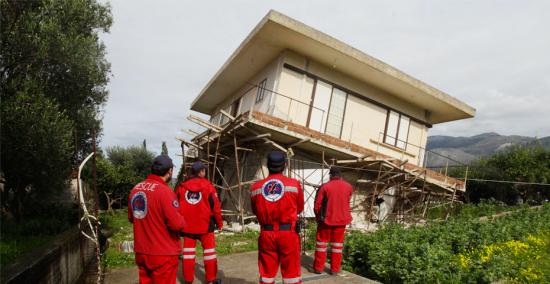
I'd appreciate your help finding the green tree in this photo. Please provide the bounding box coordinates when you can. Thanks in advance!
[95,145,156,209]
[161,141,168,155]
[0,0,112,219]
[1,93,74,219]
[0,0,112,161]
[465,146,550,204]
[107,146,155,179]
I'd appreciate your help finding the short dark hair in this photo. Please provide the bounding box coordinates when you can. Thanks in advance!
[329,166,341,177]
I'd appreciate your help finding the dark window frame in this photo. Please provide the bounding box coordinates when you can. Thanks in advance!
[283,64,432,128]
[255,79,267,103]
[383,110,411,150]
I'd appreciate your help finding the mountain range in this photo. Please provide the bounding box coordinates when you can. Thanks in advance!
[425,132,550,167]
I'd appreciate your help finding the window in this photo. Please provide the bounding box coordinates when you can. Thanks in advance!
[255,79,267,103]
[384,110,410,149]
[324,87,347,138]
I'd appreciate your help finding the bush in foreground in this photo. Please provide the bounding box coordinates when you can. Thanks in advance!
[343,204,550,283]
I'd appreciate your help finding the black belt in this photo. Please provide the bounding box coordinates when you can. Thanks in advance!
[262,223,292,231]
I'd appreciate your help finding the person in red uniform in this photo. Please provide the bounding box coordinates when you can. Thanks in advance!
[128,155,187,284]
[250,151,304,284]
[312,166,353,275]
[175,161,223,284]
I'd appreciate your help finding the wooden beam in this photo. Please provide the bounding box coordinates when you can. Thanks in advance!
[289,138,310,148]
[187,115,222,132]
[175,137,203,150]
[220,110,236,121]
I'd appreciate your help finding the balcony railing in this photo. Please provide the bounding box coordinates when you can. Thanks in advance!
[213,82,470,182]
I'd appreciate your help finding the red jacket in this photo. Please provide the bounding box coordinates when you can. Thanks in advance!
[250,173,304,226]
[128,174,186,255]
[175,176,223,234]
[314,176,353,226]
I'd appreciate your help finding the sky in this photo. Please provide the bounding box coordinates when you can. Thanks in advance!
[99,0,550,160]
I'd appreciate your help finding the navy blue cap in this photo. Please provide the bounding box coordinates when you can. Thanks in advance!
[152,155,174,172]
[267,151,286,172]
[191,161,206,173]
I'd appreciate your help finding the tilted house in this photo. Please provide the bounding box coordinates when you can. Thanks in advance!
[184,10,475,228]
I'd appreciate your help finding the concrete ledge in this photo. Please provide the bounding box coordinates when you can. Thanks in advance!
[1,228,95,284]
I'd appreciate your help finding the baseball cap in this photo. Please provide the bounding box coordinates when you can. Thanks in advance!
[151,155,174,172]
[191,161,206,173]
[267,151,286,172]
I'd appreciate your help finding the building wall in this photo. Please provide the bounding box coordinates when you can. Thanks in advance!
[207,50,430,165]
[208,54,283,126]
[274,50,429,165]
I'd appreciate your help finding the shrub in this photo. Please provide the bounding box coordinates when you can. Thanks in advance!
[342,204,550,283]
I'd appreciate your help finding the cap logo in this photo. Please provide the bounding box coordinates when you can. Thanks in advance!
[261,179,285,202]
[131,192,148,219]
[185,191,202,205]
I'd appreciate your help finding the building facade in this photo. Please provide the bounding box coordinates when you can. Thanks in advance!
[185,10,475,227]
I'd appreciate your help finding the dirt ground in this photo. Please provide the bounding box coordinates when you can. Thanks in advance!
[104,251,378,284]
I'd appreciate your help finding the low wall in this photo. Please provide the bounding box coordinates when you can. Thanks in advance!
[1,228,95,284]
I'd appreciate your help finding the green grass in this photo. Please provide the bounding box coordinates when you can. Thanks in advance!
[0,235,54,267]
[0,203,78,267]
[100,210,261,269]
[100,210,134,269]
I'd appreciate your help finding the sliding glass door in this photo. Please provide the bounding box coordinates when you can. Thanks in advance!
[324,87,347,138]
[308,80,332,132]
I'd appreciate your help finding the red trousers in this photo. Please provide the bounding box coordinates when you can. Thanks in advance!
[182,232,218,282]
[258,230,301,284]
[313,223,346,273]
[135,253,179,284]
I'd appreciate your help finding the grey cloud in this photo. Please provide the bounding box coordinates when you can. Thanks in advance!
[99,0,550,170]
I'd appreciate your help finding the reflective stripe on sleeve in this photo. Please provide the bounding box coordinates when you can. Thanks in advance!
[283,277,302,283]
[183,255,196,259]
[331,248,343,253]
[183,248,196,252]
[260,277,275,283]
[315,247,327,252]
[204,248,216,253]
[251,189,262,196]
[285,186,298,193]
[203,254,217,261]
[330,242,343,247]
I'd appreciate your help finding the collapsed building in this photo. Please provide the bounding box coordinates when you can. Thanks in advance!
[179,10,476,230]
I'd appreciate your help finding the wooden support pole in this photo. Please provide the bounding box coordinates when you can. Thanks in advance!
[211,133,222,183]
[233,134,245,232]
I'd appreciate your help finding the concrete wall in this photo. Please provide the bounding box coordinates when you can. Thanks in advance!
[274,50,429,165]
[209,54,283,126]
[1,228,95,284]
[206,49,430,165]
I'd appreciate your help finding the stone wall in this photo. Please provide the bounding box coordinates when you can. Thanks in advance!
[1,228,95,284]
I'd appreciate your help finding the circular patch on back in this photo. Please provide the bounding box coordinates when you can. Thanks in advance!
[185,191,202,205]
[261,179,285,202]
[131,192,148,219]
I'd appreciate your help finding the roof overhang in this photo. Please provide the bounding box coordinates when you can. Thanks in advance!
[191,10,476,124]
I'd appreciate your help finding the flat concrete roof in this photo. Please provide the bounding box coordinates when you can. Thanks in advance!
[191,10,476,124]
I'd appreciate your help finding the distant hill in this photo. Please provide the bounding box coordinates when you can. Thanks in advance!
[425,132,549,167]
